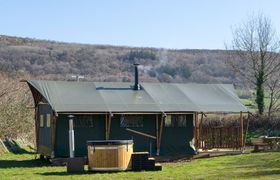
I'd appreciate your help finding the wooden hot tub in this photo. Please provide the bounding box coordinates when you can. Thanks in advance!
[87,140,133,171]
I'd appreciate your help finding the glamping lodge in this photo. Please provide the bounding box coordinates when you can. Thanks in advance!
[26,65,247,158]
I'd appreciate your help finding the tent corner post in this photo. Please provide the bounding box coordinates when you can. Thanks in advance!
[108,113,112,140]
[105,114,108,140]
[193,112,199,149]
[156,114,159,155]
[240,111,244,150]
[51,111,57,158]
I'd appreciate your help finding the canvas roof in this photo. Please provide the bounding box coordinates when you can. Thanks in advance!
[27,80,247,113]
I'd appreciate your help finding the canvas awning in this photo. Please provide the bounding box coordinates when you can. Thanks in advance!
[27,80,247,113]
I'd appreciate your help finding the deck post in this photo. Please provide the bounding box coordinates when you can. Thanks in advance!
[196,112,199,148]
[199,113,202,149]
[156,114,159,154]
[105,114,108,140]
[108,113,112,140]
[240,111,244,149]
[68,115,75,158]
[35,106,39,153]
[51,111,56,158]
[243,112,251,151]
[193,112,198,148]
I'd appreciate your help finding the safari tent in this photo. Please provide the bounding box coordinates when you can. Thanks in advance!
[25,64,246,158]
[26,77,247,158]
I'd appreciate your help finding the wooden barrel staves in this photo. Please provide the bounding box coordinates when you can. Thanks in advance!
[87,140,133,171]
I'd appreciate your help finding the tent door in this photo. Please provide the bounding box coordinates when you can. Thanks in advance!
[38,104,52,156]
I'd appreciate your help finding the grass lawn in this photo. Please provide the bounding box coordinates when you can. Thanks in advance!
[1,152,280,179]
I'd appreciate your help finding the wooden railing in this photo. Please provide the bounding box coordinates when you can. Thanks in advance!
[195,125,242,150]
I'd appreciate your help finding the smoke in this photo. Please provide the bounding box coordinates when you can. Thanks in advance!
[138,65,152,73]
[157,48,168,66]
[136,48,170,80]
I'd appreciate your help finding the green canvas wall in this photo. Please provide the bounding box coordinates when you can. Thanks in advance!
[110,114,157,155]
[54,114,195,157]
[160,114,195,155]
[55,114,105,157]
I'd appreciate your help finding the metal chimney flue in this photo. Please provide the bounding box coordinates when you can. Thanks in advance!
[133,63,140,90]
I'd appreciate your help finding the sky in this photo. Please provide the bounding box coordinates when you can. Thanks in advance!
[0,0,280,49]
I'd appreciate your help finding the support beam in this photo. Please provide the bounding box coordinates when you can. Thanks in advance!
[240,111,244,149]
[35,106,39,153]
[51,111,56,158]
[107,114,112,140]
[105,114,108,140]
[156,114,159,153]
[194,112,198,148]
[200,112,204,150]
[126,128,156,139]
[192,113,196,148]
[157,113,165,155]
[243,111,250,152]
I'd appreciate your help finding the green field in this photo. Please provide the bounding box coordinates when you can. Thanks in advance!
[1,152,280,179]
[237,88,279,113]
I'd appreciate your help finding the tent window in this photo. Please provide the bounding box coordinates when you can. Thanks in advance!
[39,115,44,128]
[177,115,187,127]
[46,114,51,128]
[120,115,144,128]
[74,115,94,128]
[165,115,174,127]
[165,115,187,127]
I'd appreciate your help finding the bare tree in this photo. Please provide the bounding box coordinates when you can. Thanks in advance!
[0,73,34,141]
[227,13,280,115]
[266,71,280,119]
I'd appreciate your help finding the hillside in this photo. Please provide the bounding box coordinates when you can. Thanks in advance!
[0,35,237,84]
[0,35,249,142]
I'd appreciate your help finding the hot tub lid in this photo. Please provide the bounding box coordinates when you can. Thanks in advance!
[87,140,133,145]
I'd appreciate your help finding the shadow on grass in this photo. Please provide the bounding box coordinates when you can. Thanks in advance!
[0,159,50,168]
[38,172,74,176]
[39,170,124,176]
[11,142,35,155]
[4,139,35,155]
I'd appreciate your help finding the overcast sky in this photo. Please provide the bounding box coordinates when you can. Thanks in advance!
[1,0,280,49]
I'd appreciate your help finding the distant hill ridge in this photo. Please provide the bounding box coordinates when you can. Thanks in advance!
[0,35,236,84]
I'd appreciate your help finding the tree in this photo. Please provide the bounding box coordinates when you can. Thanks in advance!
[227,13,280,115]
[178,63,191,79]
[266,71,280,119]
[0,73,34,141]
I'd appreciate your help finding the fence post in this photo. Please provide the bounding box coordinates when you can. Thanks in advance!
[240,111,244,151]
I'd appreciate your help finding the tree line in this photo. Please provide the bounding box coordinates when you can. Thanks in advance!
[0,35,236,84]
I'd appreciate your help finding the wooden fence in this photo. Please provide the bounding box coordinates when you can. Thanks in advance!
[193,112,252,150]
[195,125,242,150]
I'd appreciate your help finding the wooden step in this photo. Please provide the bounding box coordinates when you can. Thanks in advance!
[154,163,162,171]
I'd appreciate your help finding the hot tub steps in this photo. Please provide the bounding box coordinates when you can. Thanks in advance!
[155,163,162,171]
[132,152,162,171]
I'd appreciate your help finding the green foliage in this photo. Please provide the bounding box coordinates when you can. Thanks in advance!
[246,130,264,144]
[256,72,265,115]
[237,89,253,99]
[178,64,191,79]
